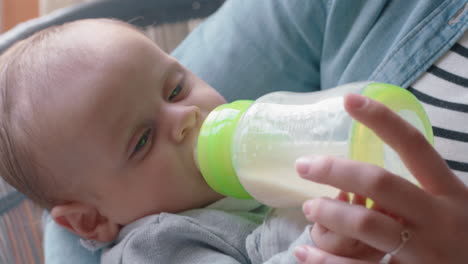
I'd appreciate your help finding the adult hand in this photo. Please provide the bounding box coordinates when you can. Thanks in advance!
[307,191,387,262]
[294,93,468,264]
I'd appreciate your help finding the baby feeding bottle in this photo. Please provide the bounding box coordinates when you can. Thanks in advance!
[196,82,433,208]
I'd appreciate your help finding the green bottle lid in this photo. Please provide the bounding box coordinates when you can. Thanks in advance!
[197,100,254,199]
[349,82,434,182]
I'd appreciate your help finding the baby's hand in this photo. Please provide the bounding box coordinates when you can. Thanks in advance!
[308,192,385,261]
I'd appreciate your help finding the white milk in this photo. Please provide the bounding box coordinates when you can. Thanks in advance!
[232,100,350,208]
[236,144,345,208]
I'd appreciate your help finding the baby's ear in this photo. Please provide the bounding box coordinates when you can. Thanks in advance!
[51,202,120,242]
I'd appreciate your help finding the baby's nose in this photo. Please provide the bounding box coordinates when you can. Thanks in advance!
[171,106,200,143]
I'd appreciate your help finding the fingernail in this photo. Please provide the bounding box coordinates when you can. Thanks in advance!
[302,200,312,215]
[294,246,309,262]
[295,157,311,175]
[346,93,368,110]
[303,199,319,217]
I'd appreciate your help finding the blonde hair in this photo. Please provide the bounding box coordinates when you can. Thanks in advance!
[0,18,142,210]
[0,25,66,210]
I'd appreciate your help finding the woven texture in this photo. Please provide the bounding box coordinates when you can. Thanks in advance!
[0,180,44,264]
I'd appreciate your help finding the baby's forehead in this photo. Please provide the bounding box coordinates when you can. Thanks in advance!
[21,22,141,126]
[10,19,146,102]
[58,20,144,63]
[40,20,150,89]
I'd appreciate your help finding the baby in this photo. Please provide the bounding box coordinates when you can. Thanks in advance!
[0,19,379,263]
[1,17,226,235]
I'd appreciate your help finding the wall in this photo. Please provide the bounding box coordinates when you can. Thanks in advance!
[1,0,39,32]
[0,0,87,32]
[39,0,87,15]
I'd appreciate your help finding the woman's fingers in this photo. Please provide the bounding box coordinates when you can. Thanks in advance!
[296,156,430,224]
[295,94,468,264]
[337,191,350,202]
[351,194,366,206]
[303,198,404,254]
[311,222,382,258]
[295,245,375,264]
[344,93,464,196]
[310,192,383,259]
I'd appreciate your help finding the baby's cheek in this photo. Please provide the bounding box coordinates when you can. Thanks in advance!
[153,154,179,183]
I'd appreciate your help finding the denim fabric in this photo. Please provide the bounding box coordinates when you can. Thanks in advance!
[174,0,467,101]
[44,0,467,263]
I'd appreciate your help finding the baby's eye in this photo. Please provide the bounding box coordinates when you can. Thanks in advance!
[133,128,152,155]
[168,83,183,101]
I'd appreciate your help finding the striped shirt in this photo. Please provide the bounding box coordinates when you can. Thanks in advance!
[409,31,468,184]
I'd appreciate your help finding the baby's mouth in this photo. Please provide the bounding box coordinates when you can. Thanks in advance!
[191,110,211,173]
[191,126,201,172]
[193,143,200,172]
[191,117,204,173]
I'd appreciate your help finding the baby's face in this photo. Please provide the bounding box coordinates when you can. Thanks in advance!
[34,21,226,225]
